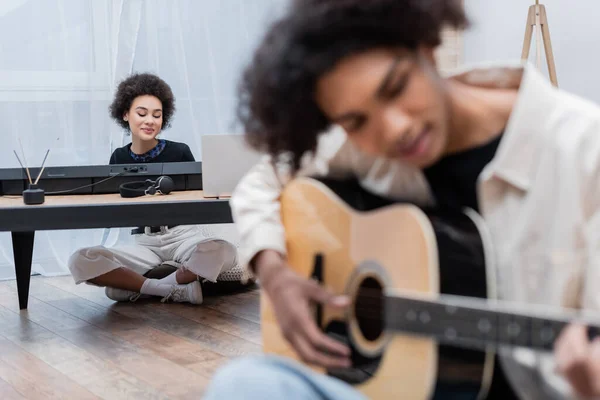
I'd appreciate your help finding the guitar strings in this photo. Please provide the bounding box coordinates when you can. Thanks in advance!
[319,288,584,333]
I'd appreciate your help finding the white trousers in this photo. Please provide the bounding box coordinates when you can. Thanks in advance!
[68,225,238,284]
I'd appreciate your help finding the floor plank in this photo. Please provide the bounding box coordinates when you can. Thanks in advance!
[203,291,260,324]
[0,336,100,400]
[113,326,227,369]
[152,302,262,345]
[0,376,27,400]
[0,287,175,399]
[58,325,210,399]
[111,302,262,358]
[0,276,263,399]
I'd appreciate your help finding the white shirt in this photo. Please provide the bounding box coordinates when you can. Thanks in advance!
[229,61,600,399]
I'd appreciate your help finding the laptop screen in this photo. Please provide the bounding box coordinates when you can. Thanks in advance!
[200,134,262,198]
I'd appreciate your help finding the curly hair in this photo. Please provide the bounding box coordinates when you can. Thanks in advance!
[109,72,176,130]
[237,0,469,171]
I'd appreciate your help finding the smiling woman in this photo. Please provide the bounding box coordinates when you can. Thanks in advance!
[66,72,242,306]
[108,73,195,163]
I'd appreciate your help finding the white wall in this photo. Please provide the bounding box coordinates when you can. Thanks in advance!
[463,0,600,104]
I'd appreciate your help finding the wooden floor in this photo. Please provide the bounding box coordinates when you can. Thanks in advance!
[0,276,261,399]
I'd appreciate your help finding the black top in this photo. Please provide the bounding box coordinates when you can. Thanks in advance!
[423,135,501,213]
[109,139,193,233]
[423,133,518,399]
[109,139,195,164]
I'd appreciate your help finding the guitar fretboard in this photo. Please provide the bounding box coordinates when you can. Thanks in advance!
[384,294,599,352]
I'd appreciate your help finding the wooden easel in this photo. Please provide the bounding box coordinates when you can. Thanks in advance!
[521,0,558,86]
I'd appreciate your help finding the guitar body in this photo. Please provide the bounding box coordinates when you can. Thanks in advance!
[260,177,496,400]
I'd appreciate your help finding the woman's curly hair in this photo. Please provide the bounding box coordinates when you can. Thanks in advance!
[109,72,176,130]
[237,0,469,171]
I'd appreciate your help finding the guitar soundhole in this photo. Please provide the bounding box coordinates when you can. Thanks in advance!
[355,277,384,342]
[322,276,385,385]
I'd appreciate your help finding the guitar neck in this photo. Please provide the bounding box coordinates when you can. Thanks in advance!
[384,292,600,353]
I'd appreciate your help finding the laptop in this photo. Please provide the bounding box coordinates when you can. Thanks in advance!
[201,134,263,198]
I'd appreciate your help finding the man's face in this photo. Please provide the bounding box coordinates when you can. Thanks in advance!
[315,47,451,168]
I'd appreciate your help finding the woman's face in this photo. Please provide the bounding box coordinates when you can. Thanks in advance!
[124,95,163,141]
[315,47,451,168]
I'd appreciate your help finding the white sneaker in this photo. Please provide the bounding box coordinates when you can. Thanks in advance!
[160,281,203,305]
[105,287,142,302]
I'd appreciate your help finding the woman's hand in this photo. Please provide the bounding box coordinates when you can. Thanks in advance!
[254,250,352,369]
[555,323,600,398]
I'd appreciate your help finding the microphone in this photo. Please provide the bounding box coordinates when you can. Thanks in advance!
[14,145,50,205]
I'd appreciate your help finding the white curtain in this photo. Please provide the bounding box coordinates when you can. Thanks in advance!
[0,0,287,280]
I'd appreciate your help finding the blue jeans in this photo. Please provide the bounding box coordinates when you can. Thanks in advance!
[203,355,480,400]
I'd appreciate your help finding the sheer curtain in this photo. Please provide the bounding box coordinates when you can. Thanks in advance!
[0,0,286,280]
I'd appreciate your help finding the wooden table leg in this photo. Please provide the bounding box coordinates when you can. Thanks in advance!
[11,231,34,310]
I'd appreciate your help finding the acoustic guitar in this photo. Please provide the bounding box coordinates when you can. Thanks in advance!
[260,176,599,400]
